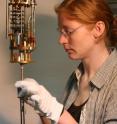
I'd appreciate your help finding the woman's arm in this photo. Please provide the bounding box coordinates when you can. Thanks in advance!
[58,110,78,124]
[15,78,78,124]
[40,110,78,124]
[40,117,51,124]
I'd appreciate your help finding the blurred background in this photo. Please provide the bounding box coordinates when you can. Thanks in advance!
[0,0,117,124]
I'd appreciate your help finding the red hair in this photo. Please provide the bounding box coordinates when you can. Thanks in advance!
[55,0,117,47]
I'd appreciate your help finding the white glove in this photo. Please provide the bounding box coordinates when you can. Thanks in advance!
[15,78,63,123]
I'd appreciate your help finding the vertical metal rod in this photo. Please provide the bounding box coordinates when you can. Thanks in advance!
[20,64,25,124]
[21,65,24,80]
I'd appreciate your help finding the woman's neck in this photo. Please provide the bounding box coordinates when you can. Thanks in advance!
[82,47,110,81]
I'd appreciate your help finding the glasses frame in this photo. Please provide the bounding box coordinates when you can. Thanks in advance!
[58,25,83,38]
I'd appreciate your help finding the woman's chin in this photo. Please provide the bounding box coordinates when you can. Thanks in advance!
[68,54,79,60]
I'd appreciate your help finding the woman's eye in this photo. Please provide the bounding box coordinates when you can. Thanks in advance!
[64,29,72,35]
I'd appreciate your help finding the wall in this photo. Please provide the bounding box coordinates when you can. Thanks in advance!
[0,0,77,124]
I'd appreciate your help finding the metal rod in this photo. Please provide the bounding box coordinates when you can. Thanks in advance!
[20,64,25,124]
[21,65,24,80]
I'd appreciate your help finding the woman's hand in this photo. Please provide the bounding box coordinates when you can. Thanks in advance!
[15,78,63,123]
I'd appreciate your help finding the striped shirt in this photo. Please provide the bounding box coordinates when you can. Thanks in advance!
[63,48,117,124]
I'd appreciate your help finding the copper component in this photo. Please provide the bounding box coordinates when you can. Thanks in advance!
[7,0,36,64]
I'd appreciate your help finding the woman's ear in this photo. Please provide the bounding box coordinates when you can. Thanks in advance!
[92,21,105,39]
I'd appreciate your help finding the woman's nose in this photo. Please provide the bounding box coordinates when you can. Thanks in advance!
[58,34,68,45]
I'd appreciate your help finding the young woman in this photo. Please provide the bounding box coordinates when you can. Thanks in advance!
[15,0,117,124]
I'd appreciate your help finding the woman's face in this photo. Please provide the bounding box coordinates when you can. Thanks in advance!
[58,14,97,60]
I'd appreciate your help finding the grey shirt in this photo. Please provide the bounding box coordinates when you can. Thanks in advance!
[63,48,117,124]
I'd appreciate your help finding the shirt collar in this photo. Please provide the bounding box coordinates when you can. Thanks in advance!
[91,48,117,89]
[75,62,83,80]
[75,48,117,89]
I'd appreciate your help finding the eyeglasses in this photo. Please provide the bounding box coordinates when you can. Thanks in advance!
[57,25,83,38]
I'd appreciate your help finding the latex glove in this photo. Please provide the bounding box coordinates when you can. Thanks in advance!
[15,78,63,123]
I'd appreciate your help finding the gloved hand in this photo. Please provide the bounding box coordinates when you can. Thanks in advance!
[15,78,63,123]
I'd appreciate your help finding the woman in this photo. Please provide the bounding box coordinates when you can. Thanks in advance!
[15,0,117,124]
